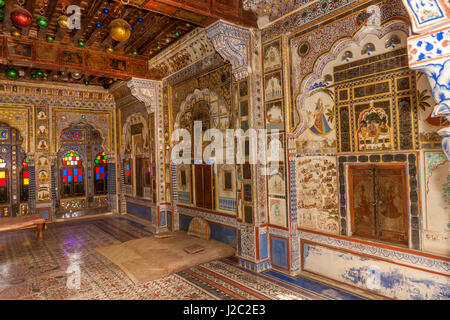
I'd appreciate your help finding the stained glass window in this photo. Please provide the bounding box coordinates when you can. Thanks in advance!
[123,160,132,185]
[21,157,29,202]
[94,152,107,165]
[0,157,7,204]
[0,129,7,140]
[61,153,84,198]
[62,152,82,166]
[94,152,108,195]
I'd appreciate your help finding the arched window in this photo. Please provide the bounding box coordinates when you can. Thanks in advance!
[20,157,29,202]
[94,152,107,195]
[0,157,7,204]
[61,152,84,198]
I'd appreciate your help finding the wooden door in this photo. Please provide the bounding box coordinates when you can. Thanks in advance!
[194,165,204,208]
[194,164,213,210]
[375,167,408,244]
[349,166,376,239]
[203,165,212,209]
[349,165,408,245]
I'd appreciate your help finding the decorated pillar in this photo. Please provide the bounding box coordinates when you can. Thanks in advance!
[402,0,450,161]
[127,78,168,233]
[207,21,271,271]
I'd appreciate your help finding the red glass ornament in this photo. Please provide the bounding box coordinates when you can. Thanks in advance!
[10,7,32,28]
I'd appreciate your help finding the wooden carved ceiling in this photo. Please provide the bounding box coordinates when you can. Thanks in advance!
[0,0,256,85]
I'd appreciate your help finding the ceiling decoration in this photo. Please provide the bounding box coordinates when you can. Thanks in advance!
[118,0,257,28]
[0,0,199,84]
[243,0,316,27]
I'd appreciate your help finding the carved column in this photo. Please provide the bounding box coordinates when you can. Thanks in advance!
[207,21,271,272]
[127,78,168,233]
[402,0,450,161]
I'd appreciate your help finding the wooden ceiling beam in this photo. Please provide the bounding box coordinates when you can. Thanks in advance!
[71,0,103,44]
[125,15,170,54]
[21,0,36,38]
[37,0,59,40]
[138,19,180,54]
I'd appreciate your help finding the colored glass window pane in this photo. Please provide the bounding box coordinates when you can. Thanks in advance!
[0,179,5,186]
[23,178,29,185]
[23,171,29,179]
[0,130,7,139]
[62,153,82,166]
[0,171,5,179]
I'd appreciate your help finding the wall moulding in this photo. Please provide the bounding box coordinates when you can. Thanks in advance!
[206,20,252,81]
[148,28,217,80]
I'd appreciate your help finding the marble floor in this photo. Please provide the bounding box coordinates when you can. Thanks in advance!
[0,214,365,300]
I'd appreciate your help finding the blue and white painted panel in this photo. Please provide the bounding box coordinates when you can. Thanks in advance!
[302,242,450,300]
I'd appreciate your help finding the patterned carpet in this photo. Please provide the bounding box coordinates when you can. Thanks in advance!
[0,215,364,300]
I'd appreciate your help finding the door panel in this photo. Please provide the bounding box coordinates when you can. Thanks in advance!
[195,165,204,208]
[375,167,408,244]
[203,165,212,210]
[349,167,376,238]
[349,165,408,245]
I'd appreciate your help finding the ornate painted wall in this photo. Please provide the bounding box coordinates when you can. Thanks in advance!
[259,0,449,299]
[0,81,117,221]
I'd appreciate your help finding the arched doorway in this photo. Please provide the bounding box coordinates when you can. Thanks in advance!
[55,123,110,219]
[0,122,32,217]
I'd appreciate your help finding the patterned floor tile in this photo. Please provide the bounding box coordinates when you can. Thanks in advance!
[0,215,364,300]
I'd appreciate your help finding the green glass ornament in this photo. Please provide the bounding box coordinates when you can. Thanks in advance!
[175,30,180,37]
[78,40,85,47]
[0,10,4,21]
[5,68,19,79]
[36,70,44,78]
[0,0,4,8]
[46,35,54,42]
[84,80,89,86]
[132,50,138,56]
[37,16,48,28]
[31,73,37,79]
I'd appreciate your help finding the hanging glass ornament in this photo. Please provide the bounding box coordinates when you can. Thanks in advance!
[36,16,48,27]
[103,83,109,89]
[57,15,68,28]
[78,40,85,47]
[70,72,82,80]
[106,47,114,53]
[10,7,32,28]
[0,10,4,21]
[0,0,5,8]
[103,8,109,14]
[132,50,138,56]
[31,73,37,79]
[109,19,131,42]
[96,22,101,28]
[46,34,54,42]
[36,70,44,78]
[11,30,21,37]
[84,80,89,86]
[5,68,19,79]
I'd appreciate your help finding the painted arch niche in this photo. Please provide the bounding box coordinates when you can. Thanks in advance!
[0,122,30,217]
[292,22,410,235]
[57,123,109,215]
